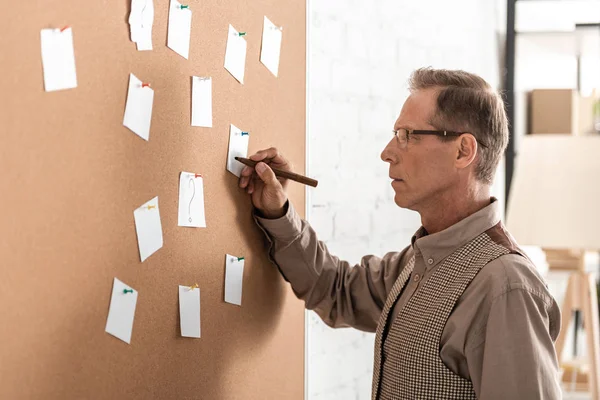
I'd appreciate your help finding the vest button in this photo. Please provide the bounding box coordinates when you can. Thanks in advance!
[427,258,434,265]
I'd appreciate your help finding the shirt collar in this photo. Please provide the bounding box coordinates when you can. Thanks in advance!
[410,198,501,269]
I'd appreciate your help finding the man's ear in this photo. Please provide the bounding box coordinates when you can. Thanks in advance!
[455,134,478,168]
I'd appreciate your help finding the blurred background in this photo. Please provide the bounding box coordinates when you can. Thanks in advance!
[305,0,600,399]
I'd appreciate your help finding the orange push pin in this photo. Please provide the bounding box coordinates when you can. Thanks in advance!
[188,283,199,291]
[60,26,70,32]
[141,82,151,88]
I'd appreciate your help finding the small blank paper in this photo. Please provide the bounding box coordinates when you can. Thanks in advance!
[105,278,138,344]
[128,0,154,51]
[133,196,163,262]
[167,0,192,59]
[191,77,212,127]
[179,285,201,338]
[178,172,207,228]
[224,24,247,84]
[40,27,78,92]
[260,16,283,77]
[226,124,249,177]
[123,73,154,141]
[225,255,245,306]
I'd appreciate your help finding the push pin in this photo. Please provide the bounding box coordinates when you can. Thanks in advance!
[179,4,189,9]
[237,257,245,261]
[188,283,199,291]
[195,173,202,178]
[123,288,134,294]
[141,82,151,88]
[237,32,247,37]
[241,132,249,136]
[59,26,70,32]
[145,205,156,210]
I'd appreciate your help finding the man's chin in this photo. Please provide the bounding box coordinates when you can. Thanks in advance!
[393,194,412,210]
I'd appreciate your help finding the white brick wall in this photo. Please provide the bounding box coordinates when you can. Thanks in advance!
[306,0,506,398]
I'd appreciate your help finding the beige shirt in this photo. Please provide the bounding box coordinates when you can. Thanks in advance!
[255,199,562,399]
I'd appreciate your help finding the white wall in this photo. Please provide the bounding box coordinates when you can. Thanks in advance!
[306,0,506,398]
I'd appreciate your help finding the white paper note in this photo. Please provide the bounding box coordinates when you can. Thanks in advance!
[167,0,192,59]
[191,77,212,127]
[226,124,249,177]
[224,24,247,84]
[260,16,283,77]
[40,27,78,92]
[129,0,154,51]
[123,73,154,141]
[133,196,163,262]
[179,285,201,338]
[178,172,207,228]
[224,255,245,306]
[105,278,138,344]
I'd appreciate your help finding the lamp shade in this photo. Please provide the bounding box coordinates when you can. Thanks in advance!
[506,135,600,250]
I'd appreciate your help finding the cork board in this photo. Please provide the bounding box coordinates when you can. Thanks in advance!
[0,1,305,399]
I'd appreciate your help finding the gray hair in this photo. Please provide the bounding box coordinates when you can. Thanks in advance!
[409,67,509,185]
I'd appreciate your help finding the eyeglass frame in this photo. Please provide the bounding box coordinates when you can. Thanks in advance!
[392,128,488,149]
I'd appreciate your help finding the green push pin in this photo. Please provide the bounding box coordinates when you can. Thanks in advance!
[179,4,189,9]
[237,257,245,261]
[123,288,134,294]
[238,32,247,37]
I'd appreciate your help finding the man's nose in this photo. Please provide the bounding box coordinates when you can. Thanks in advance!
[381,139,396,164]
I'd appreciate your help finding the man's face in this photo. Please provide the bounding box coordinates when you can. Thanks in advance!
[381,88,460,211]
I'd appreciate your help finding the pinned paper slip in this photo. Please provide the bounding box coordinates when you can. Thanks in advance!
[224,24,247,83]
[191,77,212,127]
[128,0,154,51]
[40,27,78,92]
[178,172,206,228]
[123,73,154,141]
[224,255,245,306]
[167,0,192,59]
[226,124,249,177]
[260,16,283,77]
[133,196,163,262]
[179,285,201,338]
[105,278,138,344]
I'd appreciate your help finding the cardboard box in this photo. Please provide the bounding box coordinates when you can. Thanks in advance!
[529,88,598,135]
[530,89,579,134]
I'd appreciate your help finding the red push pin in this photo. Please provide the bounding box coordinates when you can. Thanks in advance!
[141,82,151,88]
[60,26,70,32]
[195,174,202,178]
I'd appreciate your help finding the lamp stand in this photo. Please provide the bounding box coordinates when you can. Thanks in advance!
[554,251,600,399]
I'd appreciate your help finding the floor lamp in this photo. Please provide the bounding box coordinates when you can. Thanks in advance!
[506,134,600,399]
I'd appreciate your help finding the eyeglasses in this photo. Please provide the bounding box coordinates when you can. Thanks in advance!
[392,128,488,149]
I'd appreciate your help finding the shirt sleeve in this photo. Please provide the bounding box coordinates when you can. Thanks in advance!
[467,284,562,399]
[254,201,409,333]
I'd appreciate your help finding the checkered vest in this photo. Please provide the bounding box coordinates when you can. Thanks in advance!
[371,231,511,400]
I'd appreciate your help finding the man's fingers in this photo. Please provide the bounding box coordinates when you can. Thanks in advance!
[240,166,254,177]
[239,175,249,188]
[255,162,280,186]
[249,148,289,167]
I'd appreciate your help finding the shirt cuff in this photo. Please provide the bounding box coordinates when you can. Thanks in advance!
[253,201,303,241]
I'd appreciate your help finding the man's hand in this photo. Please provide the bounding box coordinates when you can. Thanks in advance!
[239,147,291,219]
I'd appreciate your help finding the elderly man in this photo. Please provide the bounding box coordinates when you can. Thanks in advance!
[239,68,561,399]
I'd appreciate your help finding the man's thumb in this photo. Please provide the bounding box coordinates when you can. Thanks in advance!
[255,162,278,185]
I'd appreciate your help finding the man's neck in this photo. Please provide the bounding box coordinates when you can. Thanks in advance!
[419,187,492,235]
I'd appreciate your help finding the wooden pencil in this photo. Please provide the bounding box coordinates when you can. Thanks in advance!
[235,157,319,188]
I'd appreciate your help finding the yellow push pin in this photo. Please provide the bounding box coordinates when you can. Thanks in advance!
[188,283,199,291]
